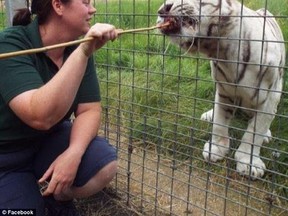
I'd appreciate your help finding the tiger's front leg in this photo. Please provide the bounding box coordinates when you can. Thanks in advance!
[235,95,279,179]
[202,92,234,162]
[234,115,270,179]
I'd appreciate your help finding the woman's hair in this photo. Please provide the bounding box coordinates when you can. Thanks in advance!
[13,0,70,26]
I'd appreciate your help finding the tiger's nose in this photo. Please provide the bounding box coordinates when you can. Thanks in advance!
[158,3,173,15]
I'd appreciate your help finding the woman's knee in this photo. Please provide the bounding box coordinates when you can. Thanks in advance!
[99,160,118,182]
[65,160,118,199]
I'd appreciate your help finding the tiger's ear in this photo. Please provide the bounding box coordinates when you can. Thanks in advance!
[52,0,65,16]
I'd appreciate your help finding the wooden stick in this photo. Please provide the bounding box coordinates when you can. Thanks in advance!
[0,23,169,60]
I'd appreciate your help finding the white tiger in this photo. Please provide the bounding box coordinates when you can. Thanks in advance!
[157,0,285,179]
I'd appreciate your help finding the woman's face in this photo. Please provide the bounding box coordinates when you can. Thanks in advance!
[61,0,97,37]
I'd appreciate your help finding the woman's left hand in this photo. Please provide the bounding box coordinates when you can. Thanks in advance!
[38,147,82,199]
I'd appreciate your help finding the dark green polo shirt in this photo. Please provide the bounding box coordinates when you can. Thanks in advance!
[0,18,101,150]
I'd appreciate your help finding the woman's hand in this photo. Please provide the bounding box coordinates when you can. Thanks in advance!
[38,147,82,200]
[79,23,119,57]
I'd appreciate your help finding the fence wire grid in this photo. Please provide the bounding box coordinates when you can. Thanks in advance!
[1,0,288,216]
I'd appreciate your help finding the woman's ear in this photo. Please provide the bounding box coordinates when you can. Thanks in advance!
[52,0,64,15]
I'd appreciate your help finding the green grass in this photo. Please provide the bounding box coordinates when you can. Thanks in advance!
[93,0,288,196]
[0,12,6,30]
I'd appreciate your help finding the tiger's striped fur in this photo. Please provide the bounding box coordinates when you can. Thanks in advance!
[157,0,285,179]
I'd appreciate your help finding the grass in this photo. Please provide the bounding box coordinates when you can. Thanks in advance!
[93,0,288,197]
[0,1,6,30]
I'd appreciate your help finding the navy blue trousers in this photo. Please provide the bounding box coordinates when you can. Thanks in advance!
[0,121,117,215]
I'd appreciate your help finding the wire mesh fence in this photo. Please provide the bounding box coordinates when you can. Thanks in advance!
[93,0,288,215]
[1,0,287,215]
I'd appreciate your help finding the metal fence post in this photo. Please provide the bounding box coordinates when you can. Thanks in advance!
[5,0,26,26]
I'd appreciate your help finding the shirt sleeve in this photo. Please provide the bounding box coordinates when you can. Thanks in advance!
[0,40,44,104]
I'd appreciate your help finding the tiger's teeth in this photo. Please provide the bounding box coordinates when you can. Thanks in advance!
[156,17,165,24]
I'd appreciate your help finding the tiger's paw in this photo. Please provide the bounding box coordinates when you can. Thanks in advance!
[235,153,266,179]
[263,129,272,144]
[201,109,214,122]
[203,141,229,162]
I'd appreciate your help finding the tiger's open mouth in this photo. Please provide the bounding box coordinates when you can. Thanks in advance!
[157,3,199,36]
[158,16,181,35]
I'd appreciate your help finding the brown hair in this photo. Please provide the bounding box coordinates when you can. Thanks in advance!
[13,0,71,26]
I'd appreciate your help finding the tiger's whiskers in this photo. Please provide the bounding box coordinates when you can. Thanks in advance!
[182,37,195,56]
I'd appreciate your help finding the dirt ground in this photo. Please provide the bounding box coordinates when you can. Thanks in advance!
[76,187,141,216]
[75,141,288,216]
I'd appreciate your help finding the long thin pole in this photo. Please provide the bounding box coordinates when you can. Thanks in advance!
[0,23,169,60]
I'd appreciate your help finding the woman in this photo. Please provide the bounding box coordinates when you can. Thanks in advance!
[0,0,118,215]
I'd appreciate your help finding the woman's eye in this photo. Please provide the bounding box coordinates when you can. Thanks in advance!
[83,1,89,5]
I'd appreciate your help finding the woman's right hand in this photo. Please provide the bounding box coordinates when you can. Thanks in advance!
[79,23,119,57]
